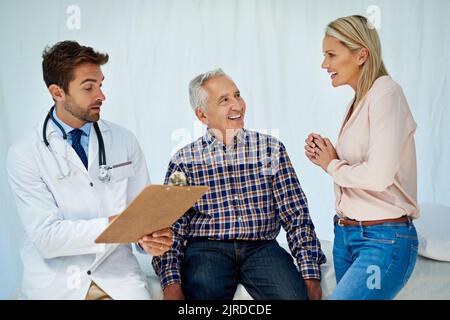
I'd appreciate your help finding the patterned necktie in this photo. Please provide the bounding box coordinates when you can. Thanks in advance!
[70,129,88,169]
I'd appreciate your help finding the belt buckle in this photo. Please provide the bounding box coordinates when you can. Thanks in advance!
[337,218,345,227]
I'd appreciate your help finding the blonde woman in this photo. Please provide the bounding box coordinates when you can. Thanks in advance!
[305,15,419,299]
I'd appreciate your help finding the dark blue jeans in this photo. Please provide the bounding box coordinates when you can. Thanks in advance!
[181,239,307,300]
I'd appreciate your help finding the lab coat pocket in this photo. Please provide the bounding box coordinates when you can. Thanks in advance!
[107,162,135,212]
[110,161,135,182]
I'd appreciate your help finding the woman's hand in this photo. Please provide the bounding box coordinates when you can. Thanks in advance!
[304,133,338,171]
[304,133,325,164]
[314,137,338,171]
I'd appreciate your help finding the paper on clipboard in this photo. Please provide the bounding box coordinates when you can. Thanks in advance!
[95,184,209,243]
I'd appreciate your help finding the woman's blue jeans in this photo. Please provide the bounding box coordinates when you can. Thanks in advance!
[330,216,419,300]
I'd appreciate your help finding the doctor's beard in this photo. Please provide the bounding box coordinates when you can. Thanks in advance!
[64,99,101,123]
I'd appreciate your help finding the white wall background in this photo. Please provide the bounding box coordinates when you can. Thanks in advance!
[1,0,449,299]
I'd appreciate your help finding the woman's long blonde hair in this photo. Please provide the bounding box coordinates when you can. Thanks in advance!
[326,15,388,107]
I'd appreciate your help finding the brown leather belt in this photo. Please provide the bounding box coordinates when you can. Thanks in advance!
[334,215,409,227]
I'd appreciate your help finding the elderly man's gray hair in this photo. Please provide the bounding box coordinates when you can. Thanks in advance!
[189,68,231,111]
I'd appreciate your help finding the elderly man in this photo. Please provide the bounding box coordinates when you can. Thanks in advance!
[152,69,326,300]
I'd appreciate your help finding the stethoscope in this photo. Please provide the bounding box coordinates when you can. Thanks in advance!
[42,106,111,182]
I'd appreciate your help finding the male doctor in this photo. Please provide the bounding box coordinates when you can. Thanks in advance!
[7,41,172,299]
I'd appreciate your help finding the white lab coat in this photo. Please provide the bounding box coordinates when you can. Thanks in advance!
[7,116,152,300]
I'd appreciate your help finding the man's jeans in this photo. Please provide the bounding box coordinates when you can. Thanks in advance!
[330,216,418,300]
[181,239,307,300]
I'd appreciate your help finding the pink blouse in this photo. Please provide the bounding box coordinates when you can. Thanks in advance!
[327,76,419,221]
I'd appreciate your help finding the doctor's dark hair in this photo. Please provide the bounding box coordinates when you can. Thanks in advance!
[42,40,109,93]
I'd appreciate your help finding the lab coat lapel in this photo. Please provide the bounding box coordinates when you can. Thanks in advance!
[87,121,115,269]
[40,117,74,167]
[40,116,90,175]
[88,124,99,172]
[89,120,112,170]
[40,116,62,152]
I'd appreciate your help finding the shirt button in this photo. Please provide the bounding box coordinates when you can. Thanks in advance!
[90,182,94,187]
[87,270,91,275]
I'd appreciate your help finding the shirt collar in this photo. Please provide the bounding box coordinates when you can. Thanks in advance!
[52,107,92,137]
[204,128,247,148]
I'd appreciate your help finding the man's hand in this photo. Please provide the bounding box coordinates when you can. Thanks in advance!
[138,228,173,256]
[163,283,185,300]
[304,279,322,300]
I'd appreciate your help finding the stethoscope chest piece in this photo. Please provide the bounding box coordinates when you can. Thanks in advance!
[98,165,111,182]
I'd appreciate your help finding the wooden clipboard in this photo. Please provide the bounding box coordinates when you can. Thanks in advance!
[95,184,209,243]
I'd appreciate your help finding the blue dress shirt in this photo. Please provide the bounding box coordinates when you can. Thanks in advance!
[51,108,92,159]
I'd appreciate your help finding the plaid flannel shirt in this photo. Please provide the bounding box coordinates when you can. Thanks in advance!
[152,129,326,289]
